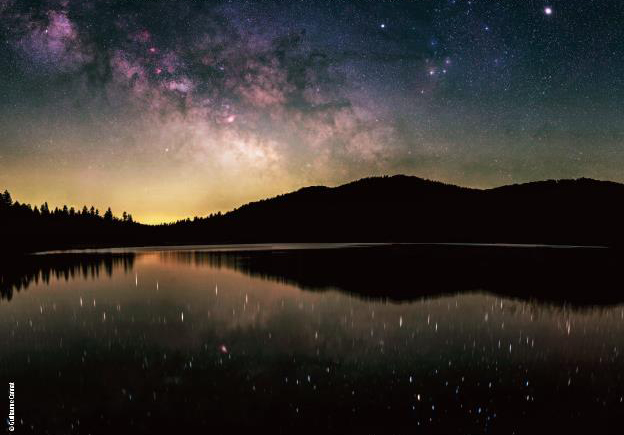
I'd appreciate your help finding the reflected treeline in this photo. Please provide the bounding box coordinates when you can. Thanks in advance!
[0,253,135,301]
[160,245,624,306]
[4,245,624,306]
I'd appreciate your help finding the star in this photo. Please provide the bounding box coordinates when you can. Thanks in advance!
[2,0,623,225]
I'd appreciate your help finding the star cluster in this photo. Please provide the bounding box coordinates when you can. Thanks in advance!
[1,0,624,222]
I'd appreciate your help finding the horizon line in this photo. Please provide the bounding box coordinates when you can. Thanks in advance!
[3,174,619,226]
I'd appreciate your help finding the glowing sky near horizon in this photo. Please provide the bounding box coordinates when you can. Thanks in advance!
[2,0,624,223]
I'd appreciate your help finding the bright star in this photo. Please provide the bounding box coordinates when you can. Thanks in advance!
[380,23,385,29]
[544,6,552,15]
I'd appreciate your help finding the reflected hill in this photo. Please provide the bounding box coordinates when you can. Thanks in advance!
[164,244,624,306]
[3,245,624,306]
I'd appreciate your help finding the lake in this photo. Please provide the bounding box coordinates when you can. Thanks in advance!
[1,243,623,434]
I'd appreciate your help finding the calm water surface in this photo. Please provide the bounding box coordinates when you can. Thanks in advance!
[1,244,623,434]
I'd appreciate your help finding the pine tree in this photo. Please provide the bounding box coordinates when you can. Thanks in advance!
[1,190,12,208]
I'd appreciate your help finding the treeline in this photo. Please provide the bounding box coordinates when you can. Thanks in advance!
[0,190,147,252]
[1,190,135,222]
[3,175,624,253]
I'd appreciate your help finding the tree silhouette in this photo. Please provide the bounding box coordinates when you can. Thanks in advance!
[0,189,141,252]
[2,175,624,253]
[1,190,11,208]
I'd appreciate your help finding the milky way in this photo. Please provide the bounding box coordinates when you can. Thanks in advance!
[1,0,624,222]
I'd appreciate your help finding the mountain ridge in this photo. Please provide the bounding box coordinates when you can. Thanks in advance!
[2,174,624,252]
[164,174,624,247]
[221,175,622,218]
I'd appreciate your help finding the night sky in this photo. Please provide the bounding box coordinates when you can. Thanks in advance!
[2,0,624,223]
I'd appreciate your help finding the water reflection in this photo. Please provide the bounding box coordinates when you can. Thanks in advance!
[158,245,624,305]
[0,253,135,301]
[5,244,622,305]
[0,245,623,434]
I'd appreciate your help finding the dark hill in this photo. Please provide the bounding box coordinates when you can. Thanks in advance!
[163,175,624,246]
[3,175,624,252]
